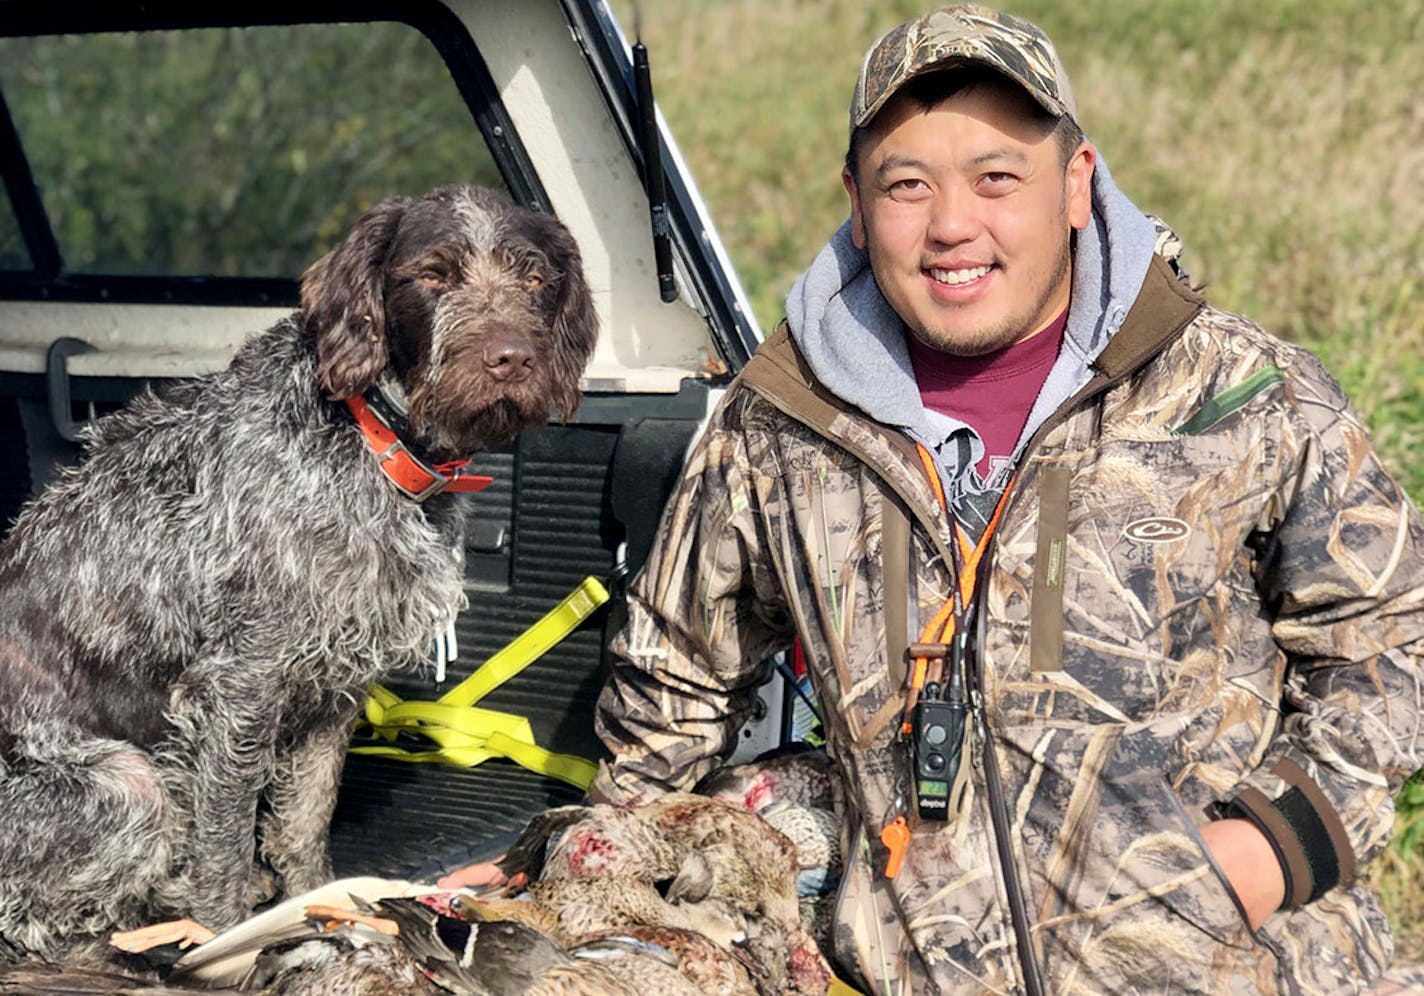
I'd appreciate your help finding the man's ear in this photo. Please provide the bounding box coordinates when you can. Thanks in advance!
[1066,141,1097,232]
[843,167,868,249]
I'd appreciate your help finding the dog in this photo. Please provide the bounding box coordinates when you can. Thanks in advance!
[0,184,597,964]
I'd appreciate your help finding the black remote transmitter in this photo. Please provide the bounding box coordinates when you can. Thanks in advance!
[912,682,965,821]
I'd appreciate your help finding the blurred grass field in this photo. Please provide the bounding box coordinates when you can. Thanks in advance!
[612,0,1424,957]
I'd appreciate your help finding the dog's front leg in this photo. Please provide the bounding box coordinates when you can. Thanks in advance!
[258,710,358,896]
[172,676,280,931]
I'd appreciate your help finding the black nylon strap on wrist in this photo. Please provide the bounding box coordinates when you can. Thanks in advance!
[1270,785,1341,902]
[1223,796,1299,906]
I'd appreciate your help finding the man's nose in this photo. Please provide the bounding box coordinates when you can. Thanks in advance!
[925,187,979,246]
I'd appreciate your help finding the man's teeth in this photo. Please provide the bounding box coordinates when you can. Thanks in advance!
[930,265,991,285]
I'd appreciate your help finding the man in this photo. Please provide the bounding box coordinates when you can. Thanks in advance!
[589,5,1424,992]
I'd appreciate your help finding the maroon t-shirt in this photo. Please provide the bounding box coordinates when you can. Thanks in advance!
[907,307,1068,533]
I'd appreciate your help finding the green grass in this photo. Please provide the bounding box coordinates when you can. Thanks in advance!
[613,0,1424,956]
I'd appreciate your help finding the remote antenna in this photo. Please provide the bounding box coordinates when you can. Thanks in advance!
[631,5,677,303]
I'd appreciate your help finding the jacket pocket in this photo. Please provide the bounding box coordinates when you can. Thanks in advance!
[1024,432,1271,727]
[1159,777,1257,936]
[1000,722,1272,992]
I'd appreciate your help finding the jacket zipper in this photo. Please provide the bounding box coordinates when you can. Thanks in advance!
[966,517,1046,995]
[963,353,1181,992]
[959,367,1127,993]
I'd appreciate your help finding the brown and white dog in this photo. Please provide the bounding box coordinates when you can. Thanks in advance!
[0,184,597,963]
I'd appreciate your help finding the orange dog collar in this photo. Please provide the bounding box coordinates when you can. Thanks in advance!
[346,394,493,502]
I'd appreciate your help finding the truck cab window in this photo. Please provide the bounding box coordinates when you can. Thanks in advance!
[0,22,505,281]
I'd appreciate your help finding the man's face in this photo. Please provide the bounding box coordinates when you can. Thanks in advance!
[844,79,1094,356]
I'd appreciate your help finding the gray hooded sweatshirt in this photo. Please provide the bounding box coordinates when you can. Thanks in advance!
[784,156,1159,525]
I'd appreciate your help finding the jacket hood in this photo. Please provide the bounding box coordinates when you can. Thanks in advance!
[784,155,1159,461]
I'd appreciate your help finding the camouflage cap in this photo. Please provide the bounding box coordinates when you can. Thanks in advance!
[851,4,1077,132]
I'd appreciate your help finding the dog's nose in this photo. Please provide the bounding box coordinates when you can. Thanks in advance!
[483,342,535,382]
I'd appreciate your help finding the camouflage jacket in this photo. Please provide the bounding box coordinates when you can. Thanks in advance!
[591,252,1424,994]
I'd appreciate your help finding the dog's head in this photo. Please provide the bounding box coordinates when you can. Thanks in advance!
[301,184,598,459]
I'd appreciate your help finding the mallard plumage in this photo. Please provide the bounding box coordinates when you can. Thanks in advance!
[0,961,237,995]
[374,896,704,996]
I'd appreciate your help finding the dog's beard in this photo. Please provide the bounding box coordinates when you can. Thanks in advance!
[405,317,563,458]
[410,390,549,459]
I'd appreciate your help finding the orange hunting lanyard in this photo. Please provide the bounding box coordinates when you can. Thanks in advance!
[882,442,1014,878]
[902,442,1014,731]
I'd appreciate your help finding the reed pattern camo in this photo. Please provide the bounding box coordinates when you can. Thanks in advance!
[594,233,1424,992]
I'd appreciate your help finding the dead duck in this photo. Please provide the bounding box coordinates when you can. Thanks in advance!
[498,795,833,994]
[498,804,687,886]
[520,876,744,947]
[373,896,701,996]
[575,924,760,996]
[694,744,840,814]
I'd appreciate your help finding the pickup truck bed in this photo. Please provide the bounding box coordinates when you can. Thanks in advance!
[0,0,777,878]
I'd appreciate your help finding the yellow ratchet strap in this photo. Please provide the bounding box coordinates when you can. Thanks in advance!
[351,575,609,790]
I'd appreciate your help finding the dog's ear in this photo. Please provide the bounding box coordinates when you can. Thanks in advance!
[539,219,599,422]
[301,195,411,399]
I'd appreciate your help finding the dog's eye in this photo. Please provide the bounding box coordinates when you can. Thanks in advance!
[523,273,545,291]
[419,272,449,291]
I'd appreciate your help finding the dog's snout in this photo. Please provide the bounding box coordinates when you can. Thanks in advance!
[483,339,535,382]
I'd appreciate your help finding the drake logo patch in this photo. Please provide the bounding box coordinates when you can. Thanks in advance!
[1123,516,1191,543]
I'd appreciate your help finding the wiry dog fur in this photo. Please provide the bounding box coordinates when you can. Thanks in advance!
[0,184,597,963]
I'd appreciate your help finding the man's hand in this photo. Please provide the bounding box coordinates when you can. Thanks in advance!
[436,858,508,891]
[1198,817,1285,931]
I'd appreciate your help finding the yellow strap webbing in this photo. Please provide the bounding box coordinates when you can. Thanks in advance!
[438,575,610,708]
[351,576,609,790]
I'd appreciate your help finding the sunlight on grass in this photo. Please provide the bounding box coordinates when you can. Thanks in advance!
[613,0,1424,956]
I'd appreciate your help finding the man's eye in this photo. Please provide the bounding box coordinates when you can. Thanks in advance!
[887,178,931,201]
[979,172,1019,192]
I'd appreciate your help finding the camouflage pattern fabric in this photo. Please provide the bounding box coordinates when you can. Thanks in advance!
[591,244,1424,992]
[851,3,1077,131]
[1369,961,1424,993]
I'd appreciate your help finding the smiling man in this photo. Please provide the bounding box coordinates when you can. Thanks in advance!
[589,5,1424,993]
[843,70,1092,359]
